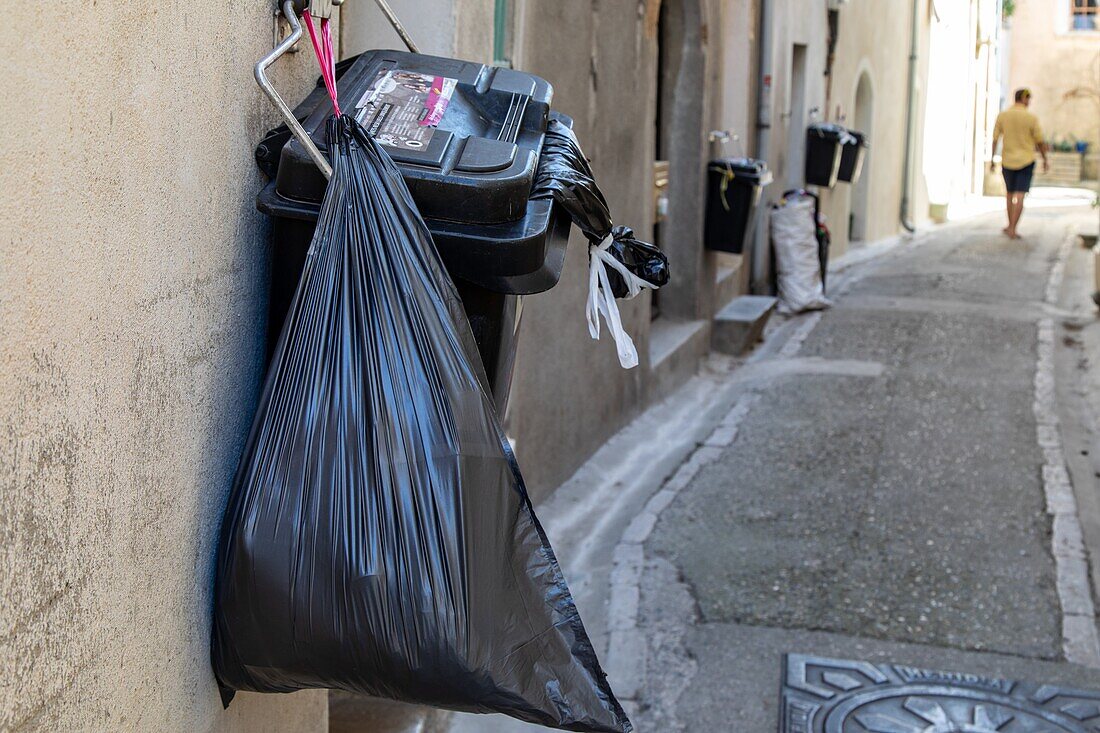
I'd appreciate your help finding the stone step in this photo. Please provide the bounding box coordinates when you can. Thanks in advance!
[714,253,746,313]
[711,295,778,356]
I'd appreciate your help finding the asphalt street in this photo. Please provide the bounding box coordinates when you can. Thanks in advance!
[637,202,1100,731]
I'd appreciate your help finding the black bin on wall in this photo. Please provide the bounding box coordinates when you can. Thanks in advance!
[704,158,773,254]
[805,123,847,188]
[837,130,868,184]
[254,49,573,412]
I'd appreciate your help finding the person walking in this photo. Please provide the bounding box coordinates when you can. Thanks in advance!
[991,88,1049,239]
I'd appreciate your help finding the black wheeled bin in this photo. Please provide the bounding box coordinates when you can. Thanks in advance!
[704,157,773,254]
[805,123,847,188]
[837,130,868,183]
[255,49,573,412]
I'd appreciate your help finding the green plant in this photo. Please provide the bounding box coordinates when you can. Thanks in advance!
[1003,0,1016,19]
[1048,137,1077,153]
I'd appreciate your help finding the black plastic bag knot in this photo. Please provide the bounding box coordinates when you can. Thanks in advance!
[533,120,669,300]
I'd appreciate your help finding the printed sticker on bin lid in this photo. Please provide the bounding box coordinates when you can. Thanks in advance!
[355,70,456,151]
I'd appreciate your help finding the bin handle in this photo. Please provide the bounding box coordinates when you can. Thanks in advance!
[255,0,421,181]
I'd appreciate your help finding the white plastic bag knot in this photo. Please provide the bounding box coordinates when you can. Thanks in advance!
[586,234,657,369]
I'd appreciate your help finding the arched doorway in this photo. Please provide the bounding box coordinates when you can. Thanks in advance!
[849,72,874,243]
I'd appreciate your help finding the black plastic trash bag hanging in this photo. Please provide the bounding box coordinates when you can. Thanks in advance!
[533,119,669,369]
[211,114,632,733]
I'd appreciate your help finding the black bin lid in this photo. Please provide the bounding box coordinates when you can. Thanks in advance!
[274,50,554,226]
[708,157,774,185]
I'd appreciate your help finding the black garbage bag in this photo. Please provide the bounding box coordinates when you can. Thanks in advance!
[532,119,669,299]
[212,114,632,733]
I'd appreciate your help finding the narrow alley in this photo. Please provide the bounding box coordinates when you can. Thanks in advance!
[441,196,1100,733]
[7,1,1100,731]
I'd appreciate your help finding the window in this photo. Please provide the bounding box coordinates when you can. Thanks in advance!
[1073,0,1098,30]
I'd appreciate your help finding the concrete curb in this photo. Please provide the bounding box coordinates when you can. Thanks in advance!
[604,305,837,710]
[1038,229,1100,667]
[603,393,761,705]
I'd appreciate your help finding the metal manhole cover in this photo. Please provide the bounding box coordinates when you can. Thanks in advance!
[781,654,1100,733]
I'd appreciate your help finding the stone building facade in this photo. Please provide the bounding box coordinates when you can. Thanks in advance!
[1004,0,1100,183]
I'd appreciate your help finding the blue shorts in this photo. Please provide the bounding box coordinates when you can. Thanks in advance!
[1002,162,1035,193]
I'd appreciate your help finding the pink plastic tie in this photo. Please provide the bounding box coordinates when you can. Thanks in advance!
[303,12,341,116]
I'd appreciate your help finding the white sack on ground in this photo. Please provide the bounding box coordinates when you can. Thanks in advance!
[771,196,831,314]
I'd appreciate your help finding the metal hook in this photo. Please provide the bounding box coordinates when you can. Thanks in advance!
[255,0,422,180]
[256,0,333,178]
[708,129,745,158]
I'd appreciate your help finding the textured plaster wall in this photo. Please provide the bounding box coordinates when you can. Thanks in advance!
[754,2,829,207]
[504,0,656,500]
[749,0,932,258]
[718,0,760,159]
[1008,0,1100,150]
[500,0,741,500]
[341,0,492,63]
[0,2,328,730]
[817,0,921,253]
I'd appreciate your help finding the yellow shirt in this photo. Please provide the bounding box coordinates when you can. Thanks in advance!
[994,104,1044,170]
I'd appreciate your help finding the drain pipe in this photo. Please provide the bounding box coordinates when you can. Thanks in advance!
[899,0,920,233]
[751,0,776,290]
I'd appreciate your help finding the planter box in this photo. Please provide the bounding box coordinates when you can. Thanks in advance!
[1036,151,1084,185]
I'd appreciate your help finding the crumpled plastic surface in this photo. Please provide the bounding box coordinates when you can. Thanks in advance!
[771,193,831,314]
[212,114,632,733]
[532,119,669,299]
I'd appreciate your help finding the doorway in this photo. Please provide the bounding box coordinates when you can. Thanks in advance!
[849,72,874,242]
[652,0,673,321]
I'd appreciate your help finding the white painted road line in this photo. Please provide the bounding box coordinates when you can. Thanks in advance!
[1039,229,1100,668]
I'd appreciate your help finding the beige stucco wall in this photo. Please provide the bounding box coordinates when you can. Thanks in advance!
[0,2,329,731]
[810,0,941,255]
[504,0,660,498]
[1007,0,1100,152]
[717,0,761,157]
[342,0,493,63]
[750,0,929,257]
[916,0,1006,209]
[761,0,829,193]
[818,0,915,253]
[748,0,901,264]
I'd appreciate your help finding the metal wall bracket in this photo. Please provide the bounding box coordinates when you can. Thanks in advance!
[306,0,343,20]
[255,0,421,179]
[272,7,301,54]
[257,0,333,178]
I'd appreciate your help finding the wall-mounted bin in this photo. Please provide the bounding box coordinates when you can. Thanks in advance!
[255,49,574,410]
[837,130,868,184]
[805,123,847,188]
[704,157,773,254]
